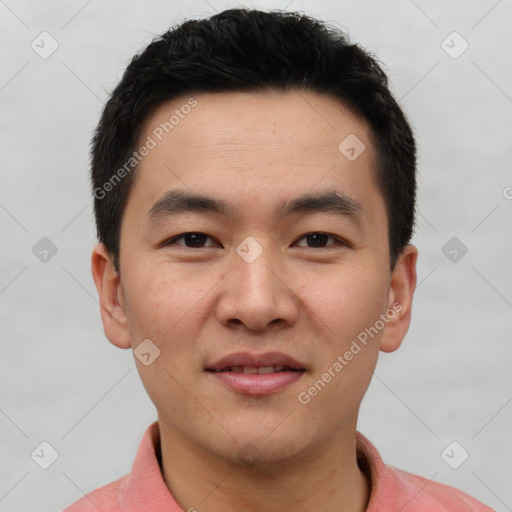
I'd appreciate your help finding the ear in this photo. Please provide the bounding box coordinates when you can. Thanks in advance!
[91,243,132,349]
[379,244,418,353]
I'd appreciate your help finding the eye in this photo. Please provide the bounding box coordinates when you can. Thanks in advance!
[163,232,346,249]
[294,232,346,248]
[163,232,218,248]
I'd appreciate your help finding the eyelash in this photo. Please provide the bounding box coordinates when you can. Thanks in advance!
[162,232,348,249]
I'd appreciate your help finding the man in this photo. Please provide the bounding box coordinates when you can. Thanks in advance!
[64,7,494,511]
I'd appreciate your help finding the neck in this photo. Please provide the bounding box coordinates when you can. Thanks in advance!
[158,417,371,512]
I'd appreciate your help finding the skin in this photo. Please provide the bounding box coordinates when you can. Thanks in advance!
[91,90,417,512]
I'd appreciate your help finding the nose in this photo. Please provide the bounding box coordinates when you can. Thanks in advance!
[215,242,300,333]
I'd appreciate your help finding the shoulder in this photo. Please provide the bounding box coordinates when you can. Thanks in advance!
[62,475,125,512]
[355,432,494,511]
[383,465,495,511]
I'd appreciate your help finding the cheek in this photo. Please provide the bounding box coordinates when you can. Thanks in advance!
[304,263,389,343]
[296,272,386,430]
[122,267,209,413]
[122,264,207,346]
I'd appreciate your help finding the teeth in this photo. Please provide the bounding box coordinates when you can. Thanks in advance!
[221,365,291,373]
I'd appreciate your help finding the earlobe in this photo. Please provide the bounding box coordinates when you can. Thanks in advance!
[90,243,132,349]
[379,244,418,353]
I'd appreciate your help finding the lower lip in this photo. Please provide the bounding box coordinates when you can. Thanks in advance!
[207,371,305,395]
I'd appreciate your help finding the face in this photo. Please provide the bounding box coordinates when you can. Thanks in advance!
[92,90,417,466]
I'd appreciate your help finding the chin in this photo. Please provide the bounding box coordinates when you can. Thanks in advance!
[213,428,310,469]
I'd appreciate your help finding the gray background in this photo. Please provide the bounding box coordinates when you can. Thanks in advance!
[1,1,511,511]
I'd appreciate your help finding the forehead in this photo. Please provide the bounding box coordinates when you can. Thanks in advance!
[140,89,371,157]
[123,90,382,227]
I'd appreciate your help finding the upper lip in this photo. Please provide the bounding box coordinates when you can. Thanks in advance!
[206,351,306,371]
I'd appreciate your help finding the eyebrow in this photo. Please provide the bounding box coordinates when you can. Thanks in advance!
[147,188,363,225]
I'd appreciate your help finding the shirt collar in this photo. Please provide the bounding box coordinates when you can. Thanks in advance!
[356,431,390,510]
[118,420,183,511]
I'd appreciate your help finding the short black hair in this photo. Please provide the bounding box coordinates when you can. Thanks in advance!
[90,7,416,273]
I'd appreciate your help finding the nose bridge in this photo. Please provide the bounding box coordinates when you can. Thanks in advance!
[234,235,283,302]
[217,235,298,331]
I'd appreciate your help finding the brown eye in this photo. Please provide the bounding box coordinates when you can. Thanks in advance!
[164,232,217,248]
[295,232,345,248]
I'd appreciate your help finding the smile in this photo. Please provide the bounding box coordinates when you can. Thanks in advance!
[209,365,304,374]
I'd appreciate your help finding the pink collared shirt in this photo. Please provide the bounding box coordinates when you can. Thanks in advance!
[63,421,494,511]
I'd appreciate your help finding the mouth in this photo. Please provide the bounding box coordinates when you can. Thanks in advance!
[205,352,306,395]
[206,365,304,374]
